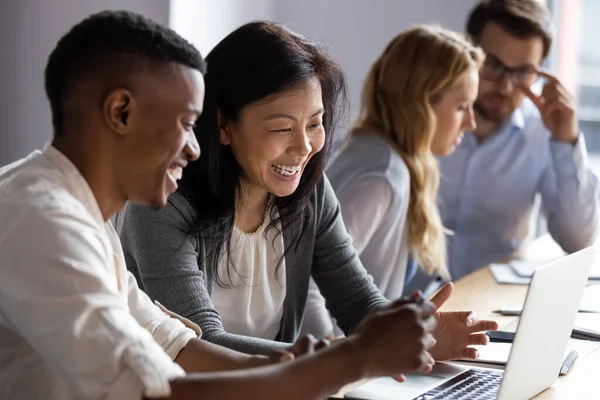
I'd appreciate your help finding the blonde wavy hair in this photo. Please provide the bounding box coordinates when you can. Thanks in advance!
[353,25,484,277]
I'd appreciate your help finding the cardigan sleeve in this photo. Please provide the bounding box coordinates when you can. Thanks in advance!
[310,175,389,335]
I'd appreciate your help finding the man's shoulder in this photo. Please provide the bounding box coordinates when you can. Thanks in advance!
[0,153,92,229]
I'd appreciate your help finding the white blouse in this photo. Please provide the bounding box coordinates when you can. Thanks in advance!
[211,208,287,340]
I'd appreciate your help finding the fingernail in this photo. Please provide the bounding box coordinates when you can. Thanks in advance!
[474,350,480,359]
[466,318,475,327]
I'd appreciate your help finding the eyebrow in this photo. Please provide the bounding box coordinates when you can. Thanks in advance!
[486,53,536,70]
[265,108,324,122]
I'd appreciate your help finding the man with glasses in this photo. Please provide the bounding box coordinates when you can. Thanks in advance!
[436,0,600,280]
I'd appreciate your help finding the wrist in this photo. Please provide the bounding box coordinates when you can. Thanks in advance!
[246,354,271,368]
[552,131,579,145]
[341,336,371,381]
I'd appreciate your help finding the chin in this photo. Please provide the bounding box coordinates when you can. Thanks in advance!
[269,183,301,198]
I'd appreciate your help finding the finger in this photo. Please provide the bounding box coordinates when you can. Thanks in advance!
[315,338,330,351]
[418,351,435,372]
[392,374,406,383]
[469,320,500,333]
[421,314,437,333]
[410,291,423,302]
[288,335,316,356]
[429,282,454,310]
[279,351,295,362]
[535,68,560,84]
[269,350,294,364]
[390,295,416,308]
[460,311,478,328]
[520,84,544,110]
[555,84,576,103]
[468,333,490,346]
[462,347,480,360]
[541,84,560,105]
[417,300,437,319]
[422,333,437,350]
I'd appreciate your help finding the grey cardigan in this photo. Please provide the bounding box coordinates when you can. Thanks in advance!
[119,175,388,355]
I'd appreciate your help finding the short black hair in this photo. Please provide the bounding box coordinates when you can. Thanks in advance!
[45,10,206,136]
[466,0,554,59]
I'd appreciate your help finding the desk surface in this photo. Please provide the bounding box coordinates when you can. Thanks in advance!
[440,267,600,399]
[336,264,600,399]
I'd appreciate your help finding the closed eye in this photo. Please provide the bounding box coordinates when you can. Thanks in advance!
[269,128,292,133]
[310,122,323,129]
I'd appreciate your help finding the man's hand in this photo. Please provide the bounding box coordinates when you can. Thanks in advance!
[427,283,499,361]
[521,70,579,144]
[268,335,330,364]
[351,295,437,381]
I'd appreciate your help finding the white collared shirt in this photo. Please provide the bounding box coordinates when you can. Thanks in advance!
[0,145,201,400]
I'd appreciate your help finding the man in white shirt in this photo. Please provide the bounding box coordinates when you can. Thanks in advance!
[0,10,440,400]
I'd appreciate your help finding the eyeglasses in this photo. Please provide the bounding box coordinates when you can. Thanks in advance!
[480,54,539,86]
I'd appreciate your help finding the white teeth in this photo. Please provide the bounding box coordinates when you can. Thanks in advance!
[168,166,183,181]
[271,164,301,176]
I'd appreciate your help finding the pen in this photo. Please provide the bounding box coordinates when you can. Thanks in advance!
[559,350,578,376]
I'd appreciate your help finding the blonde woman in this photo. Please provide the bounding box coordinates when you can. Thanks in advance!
[303,25,485,338]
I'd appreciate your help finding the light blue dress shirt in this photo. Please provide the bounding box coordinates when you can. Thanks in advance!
[437,100,600,279]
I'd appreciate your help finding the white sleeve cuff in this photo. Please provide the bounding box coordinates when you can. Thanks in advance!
[112,341,187,399]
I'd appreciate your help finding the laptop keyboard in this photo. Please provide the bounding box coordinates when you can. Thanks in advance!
[413,368,503,399]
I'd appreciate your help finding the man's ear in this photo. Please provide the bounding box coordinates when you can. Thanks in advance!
[218,108,231,145]
[104,89,134,136]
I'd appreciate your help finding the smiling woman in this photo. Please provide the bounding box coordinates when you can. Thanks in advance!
[119,21,497,360]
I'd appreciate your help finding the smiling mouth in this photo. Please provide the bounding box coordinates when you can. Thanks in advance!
[167,166,183,182]
[271,164,302,177]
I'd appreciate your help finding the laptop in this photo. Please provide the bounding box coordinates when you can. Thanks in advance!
[344,246,595,400]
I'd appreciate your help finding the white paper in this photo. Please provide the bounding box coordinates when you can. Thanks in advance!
[460,339,600,366]
[511,260,600,280]
[580,284,600,313]
[489,263,531,285]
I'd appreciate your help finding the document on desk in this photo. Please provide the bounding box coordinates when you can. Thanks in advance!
[489,263,531,285]
[573,313,600,340]
[490,262,600,286]
[459,339,600,366]
[510,260,600,281]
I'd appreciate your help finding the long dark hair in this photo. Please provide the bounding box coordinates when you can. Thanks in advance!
[179,21,348,286]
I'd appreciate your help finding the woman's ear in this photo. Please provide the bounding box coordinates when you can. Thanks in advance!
[217,109,231,145]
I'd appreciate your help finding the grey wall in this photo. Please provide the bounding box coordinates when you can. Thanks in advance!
[0,0,478,166]
[274,0,479,122]
[0,0,169,166]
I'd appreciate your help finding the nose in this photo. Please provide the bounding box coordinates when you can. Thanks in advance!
[184,131,201,161]
[290,130,312,157]
[464,107,477,131]
[495,73,515,95]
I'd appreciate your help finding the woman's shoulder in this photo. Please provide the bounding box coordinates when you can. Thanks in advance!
[327,133,410,195]
[123,190,197,231]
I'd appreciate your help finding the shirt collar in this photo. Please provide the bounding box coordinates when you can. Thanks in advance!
[508,106,525,131]
[41,144,105,227]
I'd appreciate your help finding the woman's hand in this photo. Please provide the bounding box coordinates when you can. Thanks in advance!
[428,283,499,361]
[269,335,331,364]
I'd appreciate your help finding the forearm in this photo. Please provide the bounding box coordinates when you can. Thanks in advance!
[546,138,600,249]
[167,339,363,400]
[175,338,270,373]
[201,328,291,355]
